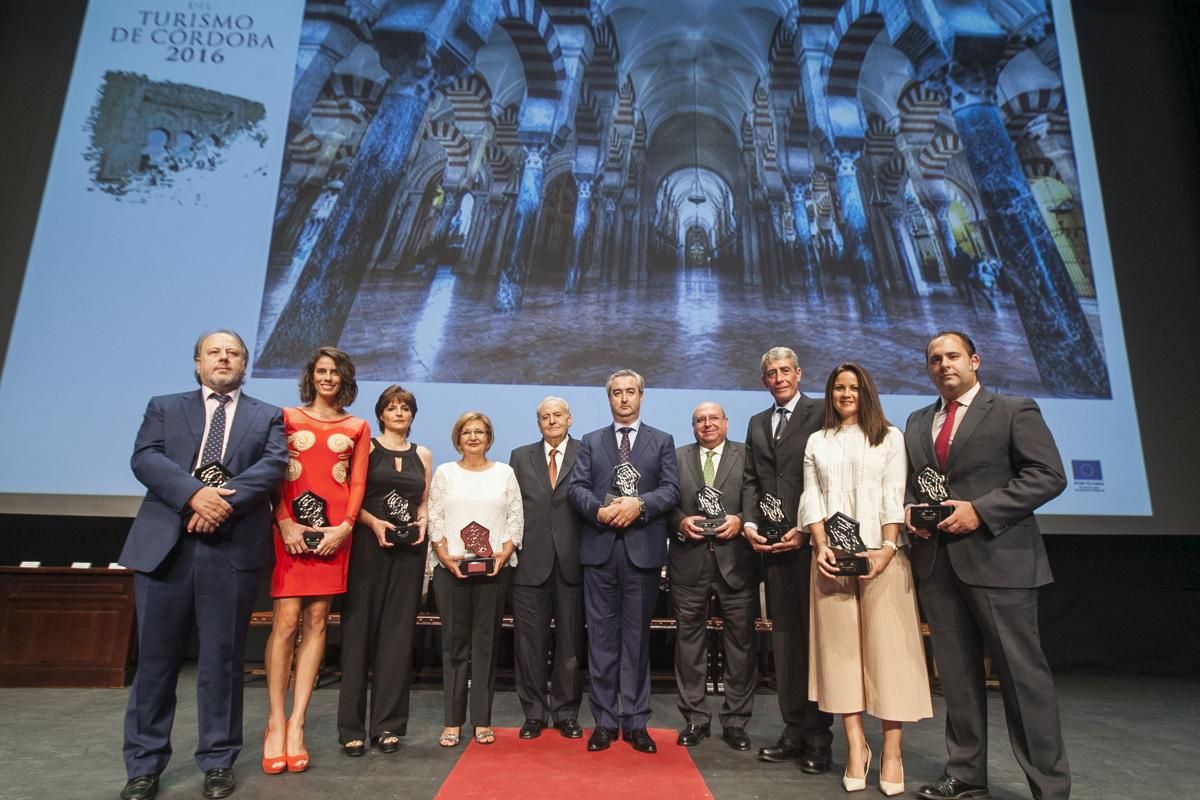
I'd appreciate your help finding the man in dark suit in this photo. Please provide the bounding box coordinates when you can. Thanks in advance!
[118,330,287,800]
[740,346,834,772]
[669,401,758,752]
[509,396,585,740]
[568,369,680,754]
[905,330,1070,800]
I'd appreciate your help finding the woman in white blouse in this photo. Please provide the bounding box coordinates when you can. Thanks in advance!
[799,363,931,796]
[428,411,523,748]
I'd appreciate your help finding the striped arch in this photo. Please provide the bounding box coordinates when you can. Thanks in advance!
[896,80,946,139]
[485,144,514,187]
[1001,88,1069,139]
[824,0,886,98]
[320,73,385,113]
[575,84,602,148]
[864,113,895,160]
[443,74,493,127]
[613,75,636,129]
[752,81,781,182]
[769,20,801,95]
[287,130,322,164]
[493,105,520,151]
[498,0,566,101]
[740,114,756,154]
[916,129,962,180]
[878,153,907,200]
[603,125,626,181]
[784,89,810,151]
[631,114,646,152]
[586,16,619,95]
[426,120,471,177]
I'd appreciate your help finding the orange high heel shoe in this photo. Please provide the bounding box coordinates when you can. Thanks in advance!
[262,728,286,775]
[285,723,310,773]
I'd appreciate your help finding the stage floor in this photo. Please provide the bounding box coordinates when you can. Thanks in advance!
[0,670,1192,799]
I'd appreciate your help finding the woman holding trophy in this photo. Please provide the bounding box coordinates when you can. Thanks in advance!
[427,411,523,747]
[799,363,931,795]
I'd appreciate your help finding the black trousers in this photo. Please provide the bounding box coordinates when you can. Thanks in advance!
[764,547,833,747]
[919,540,1070,799]
[512,557,583,724]
[433,565,511,727]
[672,550,758,729]
[337,525,425,743]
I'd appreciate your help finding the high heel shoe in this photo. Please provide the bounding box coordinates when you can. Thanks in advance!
[285,723,310,773]
[878,755,905,797]
[262,728,286,774]
[842,744,871,792]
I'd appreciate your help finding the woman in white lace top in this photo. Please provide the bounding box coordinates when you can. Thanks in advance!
[799,363,931,796]
[427,411,523,748]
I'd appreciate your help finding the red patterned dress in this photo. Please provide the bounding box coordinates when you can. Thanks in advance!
[271,406,370,597]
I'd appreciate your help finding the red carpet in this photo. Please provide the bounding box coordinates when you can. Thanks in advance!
[434,727,713,799]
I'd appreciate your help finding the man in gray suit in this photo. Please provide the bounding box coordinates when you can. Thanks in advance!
[509,396,585,740]
[905,330,1070,800]
[669,402,758,752]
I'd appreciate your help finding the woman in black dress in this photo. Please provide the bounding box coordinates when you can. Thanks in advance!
[337,385,433,756]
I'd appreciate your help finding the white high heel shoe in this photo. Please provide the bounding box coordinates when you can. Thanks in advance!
[842,744,871,792]
[878,755,905,797]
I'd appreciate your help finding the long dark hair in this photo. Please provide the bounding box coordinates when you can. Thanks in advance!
[299,346,358,410]
[821,362,890,447]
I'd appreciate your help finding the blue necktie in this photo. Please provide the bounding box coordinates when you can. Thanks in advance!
[200,394,230,465]
[618,427,632,464]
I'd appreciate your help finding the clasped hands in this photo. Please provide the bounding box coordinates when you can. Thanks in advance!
[743,524,806,553]
[368,514,427,549]
[436,540,513,579]
[814,542,893,580]
[679,514,741,541]
[905,499,981,538]
[278,517,352,557]
[186,485,236,533]
[597,496,641,529]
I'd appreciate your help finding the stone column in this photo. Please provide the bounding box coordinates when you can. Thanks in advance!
[883,203,925,295]
[942,54,1108,396]
[417,186,461,273]
[495,143,548,310]
[258,46,445,369]
[831,148,886,322]
[564,177,593,292]
[789,181,821,302]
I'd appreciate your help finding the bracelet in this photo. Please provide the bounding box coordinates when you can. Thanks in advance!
[880,540,899,552]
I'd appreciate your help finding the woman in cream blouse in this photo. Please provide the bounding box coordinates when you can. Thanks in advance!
[799,363,931,796]
[427,411,523,747]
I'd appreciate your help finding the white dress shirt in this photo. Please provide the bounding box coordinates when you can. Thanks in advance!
[931,381,982,451]
[613,418,642,452]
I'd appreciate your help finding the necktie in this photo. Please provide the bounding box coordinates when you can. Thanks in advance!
[934,400,960,470]
[702,449,716,486]
[773,407,789,443]
[618,427,632,464]
[548,448,558,488]
[201,393,230,466]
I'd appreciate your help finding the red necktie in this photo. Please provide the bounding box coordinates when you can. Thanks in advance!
[548,448,558,488]
[934,400,959,470]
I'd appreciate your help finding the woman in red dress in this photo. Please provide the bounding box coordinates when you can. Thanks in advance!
[262,347,369,774]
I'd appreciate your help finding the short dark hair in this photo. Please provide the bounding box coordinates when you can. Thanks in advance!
[192,328,248,386]
[821,362,891,447]
[374,384,418,433]
[927,330,976,359]
[298,346,358,410]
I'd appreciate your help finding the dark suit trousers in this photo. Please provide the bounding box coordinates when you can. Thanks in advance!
[337,526,425,742]
[919,540,1070,799]
[672,549,758,728]
[584,538,659,732]
[764,547,833,746]
[123,535,260,777]
[512,556,583,723]
[433,566,511,727]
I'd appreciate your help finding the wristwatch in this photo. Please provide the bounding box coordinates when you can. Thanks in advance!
[880,539,899,552]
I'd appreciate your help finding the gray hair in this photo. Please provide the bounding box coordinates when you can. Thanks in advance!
[536,396,571,417]
[760,346,799,375]
[605,368,645,394]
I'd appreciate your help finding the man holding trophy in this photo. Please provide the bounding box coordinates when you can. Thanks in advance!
[905,331,1070,800]
[568,369,679,754]
[668,402,758,752]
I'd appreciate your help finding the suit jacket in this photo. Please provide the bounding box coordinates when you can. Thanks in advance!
[741,395,823,529]
[120,389,288,574]
[510,437,583,586]
[669,440,757,590]
[904,387,1066,589]
[567,423,680,570]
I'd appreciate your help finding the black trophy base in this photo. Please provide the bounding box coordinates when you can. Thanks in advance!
[759,523,789,546]
[696,519,722,537]
[386,525,419,546]
[461,557,495,577]
[303,531,325,550]
[833,551,870,576]
[912,504,953,532]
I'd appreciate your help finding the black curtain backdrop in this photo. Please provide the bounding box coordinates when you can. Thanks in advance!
[0,0,1198,675]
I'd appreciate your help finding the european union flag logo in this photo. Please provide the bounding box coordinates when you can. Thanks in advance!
[1072,460,1103,481]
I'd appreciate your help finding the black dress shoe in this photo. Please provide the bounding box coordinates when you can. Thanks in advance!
[722,726,752,751]
[625,728,657,753]
[915,774,990,799]
[798,744,833,774]
[676,723,711,747]
[201,767,236,800]
[554,718,584,739]
[119,775,158,800]
[587,726,618,751]
[757,735,804,763]
[519,719,547,739]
